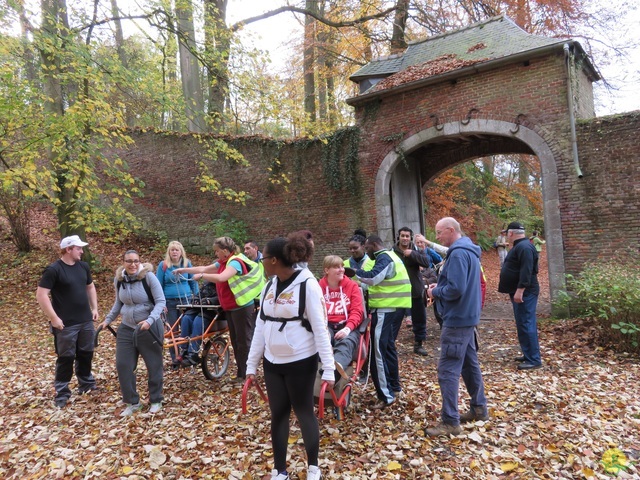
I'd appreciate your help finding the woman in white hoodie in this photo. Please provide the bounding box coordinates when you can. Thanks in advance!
[246,234,334,480]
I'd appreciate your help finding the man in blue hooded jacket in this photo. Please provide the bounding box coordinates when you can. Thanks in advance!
[425,217,488,436]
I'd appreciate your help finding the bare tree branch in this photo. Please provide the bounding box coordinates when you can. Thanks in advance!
[229,5,397,32]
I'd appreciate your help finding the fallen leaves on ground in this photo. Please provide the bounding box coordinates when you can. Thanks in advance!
[0,211,638,479]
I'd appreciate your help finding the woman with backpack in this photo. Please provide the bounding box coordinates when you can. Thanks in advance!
[100,250,166,416]
[245,234,335,480]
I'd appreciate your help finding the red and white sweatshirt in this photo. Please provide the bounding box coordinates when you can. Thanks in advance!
[318,276,365,332]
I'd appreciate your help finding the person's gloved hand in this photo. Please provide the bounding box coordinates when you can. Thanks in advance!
[334,326,351,341]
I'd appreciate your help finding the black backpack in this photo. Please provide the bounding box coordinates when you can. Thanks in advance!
[260,278,312,333]
[117,277,155,305]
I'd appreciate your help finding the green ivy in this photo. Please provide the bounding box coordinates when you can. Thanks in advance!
[320,127,361,194]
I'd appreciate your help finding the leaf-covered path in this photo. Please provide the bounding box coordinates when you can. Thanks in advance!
[0,219,638,479]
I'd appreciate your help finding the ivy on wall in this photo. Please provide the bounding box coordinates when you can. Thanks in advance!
[320,126,361,194]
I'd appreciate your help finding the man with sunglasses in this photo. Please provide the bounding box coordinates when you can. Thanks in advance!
[36,235,99,408]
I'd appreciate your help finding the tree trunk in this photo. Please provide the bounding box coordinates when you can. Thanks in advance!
[176,0,207,133]
[303,0,317,123]
[204,0,230,131]
[110,0,135,127]
[390,0,410,54]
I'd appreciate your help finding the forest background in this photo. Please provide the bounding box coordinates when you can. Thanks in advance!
[1,0,639,252]
[1,2,640,478]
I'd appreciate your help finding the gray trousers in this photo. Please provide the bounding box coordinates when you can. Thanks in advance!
[437,326,487,425]
[52,322,96,400]
[116,322,164,405]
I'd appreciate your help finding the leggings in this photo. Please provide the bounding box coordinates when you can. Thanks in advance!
[263,355,319,471]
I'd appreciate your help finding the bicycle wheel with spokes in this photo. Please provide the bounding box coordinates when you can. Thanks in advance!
[201,336,230,380]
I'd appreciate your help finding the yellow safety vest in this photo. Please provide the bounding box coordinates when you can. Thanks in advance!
[227,254,266,305]
[367,250,411,309]
[343,256,375,271]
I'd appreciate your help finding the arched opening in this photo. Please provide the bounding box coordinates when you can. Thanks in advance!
[375,119,565,310]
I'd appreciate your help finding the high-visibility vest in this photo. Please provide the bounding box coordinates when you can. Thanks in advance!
[367,250,411,309]
[344,256,375,272]
[227,254,266,306]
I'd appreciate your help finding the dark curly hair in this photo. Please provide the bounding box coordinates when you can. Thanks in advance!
[350,229,367,245]
[265,233,314,267]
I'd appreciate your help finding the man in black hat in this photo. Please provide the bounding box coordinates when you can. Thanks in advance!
[498,222,542,370]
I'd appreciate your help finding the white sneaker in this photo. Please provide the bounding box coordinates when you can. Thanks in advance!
[120,403,143,417]
[270,470,289,480]
[149,403,162,414]
[307,465,321,480]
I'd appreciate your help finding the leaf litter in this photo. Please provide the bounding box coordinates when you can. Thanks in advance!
[0,209,638,479]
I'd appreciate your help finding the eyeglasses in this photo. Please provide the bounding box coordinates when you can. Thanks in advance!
[260,256,274,262]
[124,259,140,264]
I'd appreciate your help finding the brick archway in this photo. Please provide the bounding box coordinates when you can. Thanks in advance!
[374,118,566,300]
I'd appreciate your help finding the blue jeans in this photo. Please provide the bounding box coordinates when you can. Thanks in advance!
[510,291,541,365]
[180,313,204,355]
[437,326,487,425]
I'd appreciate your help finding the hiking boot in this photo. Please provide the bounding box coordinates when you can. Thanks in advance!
[270,470,290,480]
[413,341,428,356]
[120,402,143,417]
[54,397,68,408]
[460,406,489,423]
[424,422,462,437]
[307,465,322,480]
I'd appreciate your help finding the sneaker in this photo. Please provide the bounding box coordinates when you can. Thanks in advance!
[307,465,322,480]
[149,403,162,414]
[335,362,349,381]
[371,397,395,410]
[120,402,143,417]
[181,354,199,366]
[54,397,68,408]
[270,470,289,480]
[77,385,98,395]
[424,422,462,437]
[459,406,489,423]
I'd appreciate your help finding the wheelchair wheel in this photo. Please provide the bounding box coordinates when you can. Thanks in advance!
[201,336,230,380]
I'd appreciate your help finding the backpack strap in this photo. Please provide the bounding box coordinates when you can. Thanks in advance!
[260,278,312,332]
[117,277,155,305]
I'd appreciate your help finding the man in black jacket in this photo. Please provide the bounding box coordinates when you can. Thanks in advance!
[393,227,431,356]
[498,221,542,370]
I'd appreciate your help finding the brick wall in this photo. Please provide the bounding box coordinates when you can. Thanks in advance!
[563,112,640,275]
[115,54,639,283]
[118,132,369,271]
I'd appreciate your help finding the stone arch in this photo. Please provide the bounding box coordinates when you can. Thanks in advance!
[374,118,565,301]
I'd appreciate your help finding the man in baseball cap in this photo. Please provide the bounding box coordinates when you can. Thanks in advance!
[498,221,542,371]
[36,235,98,407]
[60,235,89,249]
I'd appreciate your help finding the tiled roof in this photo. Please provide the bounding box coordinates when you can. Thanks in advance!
[350,16,566,81]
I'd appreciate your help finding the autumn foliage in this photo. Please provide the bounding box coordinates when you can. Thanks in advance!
[0,208,638,479]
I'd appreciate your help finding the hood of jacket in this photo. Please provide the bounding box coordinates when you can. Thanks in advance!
[448,236,481,259]
[115,262,154,282]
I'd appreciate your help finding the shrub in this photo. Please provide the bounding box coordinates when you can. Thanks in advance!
[557,250,640,353]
